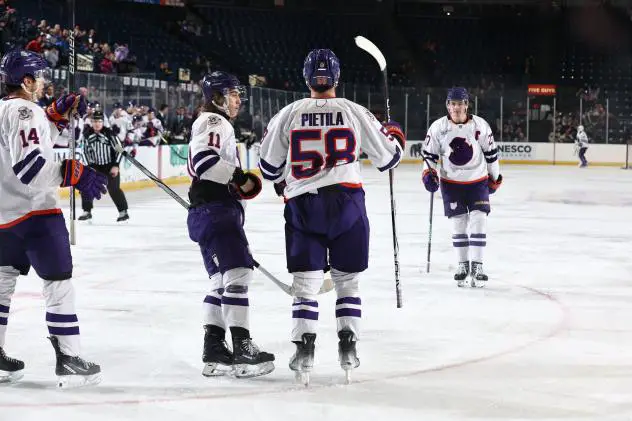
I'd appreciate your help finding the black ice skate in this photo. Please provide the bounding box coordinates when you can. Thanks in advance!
[231,332,275,379]
[0,347,24,383]
[470,261,488,288]
[289,333,316,386]
[48,336,101,388]
[78,211,92,221]
[338,330,360,384]
[116,210,129,223]
[202,325,233,377]
[454,261,470,287]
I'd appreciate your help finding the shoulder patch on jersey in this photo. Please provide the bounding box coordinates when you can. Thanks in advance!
[364,109,377,122]
[17,106,33,121]
[207,115,222,128]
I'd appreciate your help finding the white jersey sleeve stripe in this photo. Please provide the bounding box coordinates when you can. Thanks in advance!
[193,150,221,178]
[191,149,219,166]
[19,156,46,184]
[259,157,286,181]
[12,148,41,175]
[377,148,401,172]
[483,147,498,163]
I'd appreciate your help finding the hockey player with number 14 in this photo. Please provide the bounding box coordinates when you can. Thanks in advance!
[258,49,405,384]
[0,50,108,387]
[422,87,502,288]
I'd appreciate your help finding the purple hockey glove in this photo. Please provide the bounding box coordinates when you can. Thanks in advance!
[46,94,88,132]
[422,168,439,193]
[60,159,108,200]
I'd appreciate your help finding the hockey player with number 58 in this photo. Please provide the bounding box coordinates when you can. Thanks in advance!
[258,49,405,384]
[422,87,503,288]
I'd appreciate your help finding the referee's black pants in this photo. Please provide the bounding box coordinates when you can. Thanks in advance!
[81,164,128,213]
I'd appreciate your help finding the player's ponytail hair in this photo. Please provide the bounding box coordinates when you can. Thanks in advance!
[203,91,229,118]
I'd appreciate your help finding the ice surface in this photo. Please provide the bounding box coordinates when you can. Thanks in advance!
[1,165,632,421]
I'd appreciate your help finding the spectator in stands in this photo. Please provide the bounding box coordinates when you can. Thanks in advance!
[170,106,191,143]
[159,61,173,79]
[43,44,59,68]
[25,33,43,53]
[157,104,169,129]
[100,52,114,74]
[114,43,128,62]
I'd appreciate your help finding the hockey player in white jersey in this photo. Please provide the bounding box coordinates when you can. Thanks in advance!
[422,87,503,287]
[0,50,108,386]
[258,49,405,383]
[575,125,589,167]
[109,102,131,142]
[187,71,274,378]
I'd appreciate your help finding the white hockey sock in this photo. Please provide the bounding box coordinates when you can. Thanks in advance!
[0,267,18,348]
[332,269,361,340]
[451,214,469,263]
[203,289,226,329]
[43,279,80,356]
[291,271,322,341]
[221,268,252,331]
[469,210,487,263]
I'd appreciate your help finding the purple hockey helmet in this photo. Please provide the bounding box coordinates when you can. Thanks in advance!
[0,49,51,86]
[303,49,340,92]
[446,87,469,104]
[201,71,247,104]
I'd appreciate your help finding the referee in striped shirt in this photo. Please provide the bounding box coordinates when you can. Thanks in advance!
[78,110,130,222]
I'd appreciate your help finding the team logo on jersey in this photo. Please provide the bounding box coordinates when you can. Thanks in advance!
[450,202,457,210]
[17,106,33,121]
[364,109,376,122]
[207,115,222,127]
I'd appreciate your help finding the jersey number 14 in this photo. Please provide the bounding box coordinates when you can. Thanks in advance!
[290,128,356,179]
[19,128,40,147]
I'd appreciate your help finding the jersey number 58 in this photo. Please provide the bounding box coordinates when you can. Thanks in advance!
[290,128,356,179]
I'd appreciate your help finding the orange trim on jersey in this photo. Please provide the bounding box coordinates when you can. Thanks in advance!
[339,182,363,189]
[440,175,488,185]
[0,209,63,229]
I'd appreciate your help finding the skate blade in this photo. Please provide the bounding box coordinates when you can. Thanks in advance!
[456,279,467,288]
[0,370,24,384]
[233,361,275,378]
[56,373,102,389]
[470,279,487,288]
[294,370,310,387]
[202,362,232,377]
[344,369,352,384]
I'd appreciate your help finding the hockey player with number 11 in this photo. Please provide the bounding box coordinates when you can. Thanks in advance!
[187,71,275,379]
[422,87,502,288]
[258,49,405,384]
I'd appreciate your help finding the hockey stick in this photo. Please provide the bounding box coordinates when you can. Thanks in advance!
[111,139,333,295]
[355,35,402,308]
[68,0,76,245]
[426,192,434,273]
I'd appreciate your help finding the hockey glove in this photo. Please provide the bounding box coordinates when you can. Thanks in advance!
[46,94,88,132]
[60,159,108,201]
[383,121,406,150]
[422,168,439,193]
[488,174,503,194]
[231,167,262,200]
[273,180,287,197]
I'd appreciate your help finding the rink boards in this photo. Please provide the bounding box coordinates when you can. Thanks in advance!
[56,140,627,197]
